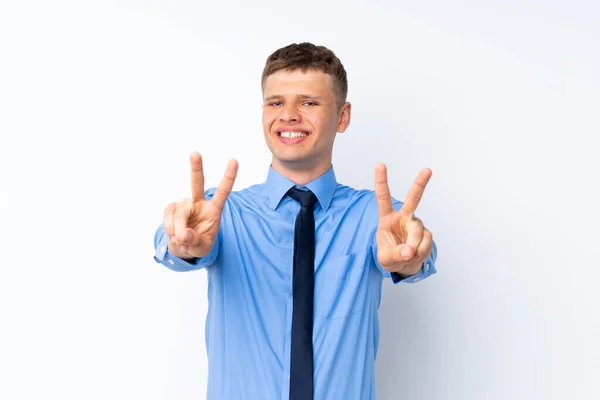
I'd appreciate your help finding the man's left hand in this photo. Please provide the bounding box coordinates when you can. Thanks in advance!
[375,164,433,276]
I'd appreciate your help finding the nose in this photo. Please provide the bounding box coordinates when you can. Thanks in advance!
[279,103,301,122]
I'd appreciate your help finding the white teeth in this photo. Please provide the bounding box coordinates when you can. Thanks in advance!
[280,131,308,138]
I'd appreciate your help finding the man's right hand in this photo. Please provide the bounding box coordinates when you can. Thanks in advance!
[163,151,238,260]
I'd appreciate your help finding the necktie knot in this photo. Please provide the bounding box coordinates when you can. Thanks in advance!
[287,187,318,208]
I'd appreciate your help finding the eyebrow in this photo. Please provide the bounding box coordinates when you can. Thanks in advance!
[264,94,325,101]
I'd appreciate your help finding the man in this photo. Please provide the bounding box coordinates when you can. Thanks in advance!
[153,42,437,400]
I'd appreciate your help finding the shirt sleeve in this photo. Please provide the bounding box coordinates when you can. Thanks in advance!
[152,188,221,272]
[370,195,438,284]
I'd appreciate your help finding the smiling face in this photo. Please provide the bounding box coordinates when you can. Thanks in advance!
[262,69,351,178]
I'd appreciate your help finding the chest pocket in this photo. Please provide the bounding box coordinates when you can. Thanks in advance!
[315,249,371,320]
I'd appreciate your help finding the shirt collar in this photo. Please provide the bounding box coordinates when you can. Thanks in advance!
[263,165,338,211]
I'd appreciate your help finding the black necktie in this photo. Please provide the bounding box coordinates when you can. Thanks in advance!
[287,187,318,400]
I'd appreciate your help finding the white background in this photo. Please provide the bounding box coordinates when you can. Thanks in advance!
[1,1,599,399]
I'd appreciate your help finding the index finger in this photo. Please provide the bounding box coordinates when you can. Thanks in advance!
[400,168,432,216]
[375,163,394,217]
[190,151,205,202]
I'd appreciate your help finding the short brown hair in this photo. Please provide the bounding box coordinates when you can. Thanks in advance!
[261,42,348,109]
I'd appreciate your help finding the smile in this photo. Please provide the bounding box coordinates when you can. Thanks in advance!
[276,131,310,144]
[278,131,309,138]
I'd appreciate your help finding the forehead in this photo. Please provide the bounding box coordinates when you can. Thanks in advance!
[263,69,334,97]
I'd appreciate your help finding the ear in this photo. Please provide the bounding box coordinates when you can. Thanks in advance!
[336,102,352,133]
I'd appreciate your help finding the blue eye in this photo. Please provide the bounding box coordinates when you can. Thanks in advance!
[271,102,282,107]
[304,101,316,106]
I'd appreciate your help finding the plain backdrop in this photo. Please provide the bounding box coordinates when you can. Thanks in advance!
[1,1,599,399]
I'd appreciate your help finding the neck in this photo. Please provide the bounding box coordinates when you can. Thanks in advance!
[271,158,332,186]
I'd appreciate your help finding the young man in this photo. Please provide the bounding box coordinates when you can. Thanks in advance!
[153,42,437,400]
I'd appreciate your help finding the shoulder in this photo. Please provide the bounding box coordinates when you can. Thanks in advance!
[334,183,404,213]
[204,182,267,208]
[333,184,373,206]
[229,182,265,202]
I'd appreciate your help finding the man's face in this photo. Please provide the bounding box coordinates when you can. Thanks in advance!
[262,69,350,171]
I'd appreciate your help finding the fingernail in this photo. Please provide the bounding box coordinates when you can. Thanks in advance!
[184,232,192,243]
[401,247,412,258]
[180,245,188,253]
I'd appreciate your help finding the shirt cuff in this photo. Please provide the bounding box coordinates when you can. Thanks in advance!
[390,259,433,283]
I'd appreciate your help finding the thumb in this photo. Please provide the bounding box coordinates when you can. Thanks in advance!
[181,228,195,245]
[177,227,203,254]
[377,244,396,269]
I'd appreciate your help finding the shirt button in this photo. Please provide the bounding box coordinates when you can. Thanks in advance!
[425,263,430,272]
[168,259,175,265]
[413,277,420,282]
[160,246,166,253]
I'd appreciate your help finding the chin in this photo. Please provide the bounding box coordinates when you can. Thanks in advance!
[274,154,308,165]
[275,153,325,170]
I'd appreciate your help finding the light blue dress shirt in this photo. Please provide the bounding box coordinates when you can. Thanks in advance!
[153,165,437,400]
